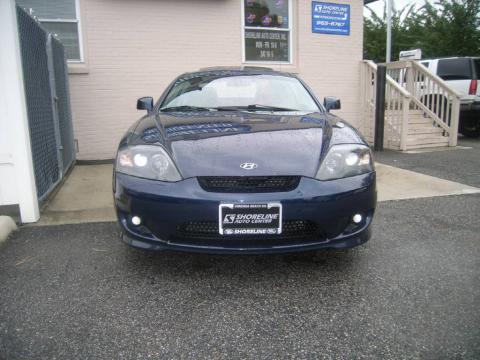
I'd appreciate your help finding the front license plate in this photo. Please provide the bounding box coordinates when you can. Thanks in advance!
[219,202,282,235]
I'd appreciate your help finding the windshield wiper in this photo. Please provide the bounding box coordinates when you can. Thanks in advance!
[160,105,213,112]
[214,104,298,112]
[160,104,299,113]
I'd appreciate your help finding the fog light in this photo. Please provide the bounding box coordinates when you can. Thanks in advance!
[352,214,362,224]
[131,216,142,226]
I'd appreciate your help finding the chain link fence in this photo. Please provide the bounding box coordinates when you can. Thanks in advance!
[16,6,76,201]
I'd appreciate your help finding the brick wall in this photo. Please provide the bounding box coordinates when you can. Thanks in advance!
[69,0,363,160]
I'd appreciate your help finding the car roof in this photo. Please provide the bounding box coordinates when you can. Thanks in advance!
[177,66,296,79]
[199,66,275,72]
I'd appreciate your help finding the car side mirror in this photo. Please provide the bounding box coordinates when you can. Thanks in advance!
[324,97,341,112]
[137,97,154,113]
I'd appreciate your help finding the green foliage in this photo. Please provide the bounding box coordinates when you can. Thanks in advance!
[364,0,480,62]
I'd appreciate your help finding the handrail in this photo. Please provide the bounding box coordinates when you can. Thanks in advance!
[361,59,459,149]
[381,60,410,69]
[361,60,411,150]
[411,61,462,99]
[410,97,450,132]
[386,60,461,146]
[363,60,410,97]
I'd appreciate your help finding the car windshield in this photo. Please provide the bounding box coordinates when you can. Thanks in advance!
[161,74,320,112]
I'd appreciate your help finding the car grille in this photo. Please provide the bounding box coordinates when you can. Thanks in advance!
[177,220,323,240]
[197,176,300,193]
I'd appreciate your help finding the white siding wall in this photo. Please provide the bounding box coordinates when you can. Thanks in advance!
[70,0,363,160]
[0,0,39,222]
[297,0,363,130]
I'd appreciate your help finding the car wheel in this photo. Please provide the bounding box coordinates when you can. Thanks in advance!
[459,117,480,138]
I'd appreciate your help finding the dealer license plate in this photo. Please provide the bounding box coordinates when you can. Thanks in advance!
[218,202,282,235]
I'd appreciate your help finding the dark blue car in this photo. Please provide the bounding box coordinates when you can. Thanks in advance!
[113,67,376,254]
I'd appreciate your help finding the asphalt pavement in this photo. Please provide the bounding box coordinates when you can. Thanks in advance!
[1,194,479,359]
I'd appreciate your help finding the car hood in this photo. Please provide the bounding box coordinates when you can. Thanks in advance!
[129,111,364,178]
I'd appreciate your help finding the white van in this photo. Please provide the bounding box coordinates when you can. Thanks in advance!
[420,57,480,137]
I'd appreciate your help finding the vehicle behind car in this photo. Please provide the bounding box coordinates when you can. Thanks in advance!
[420,57,480,137]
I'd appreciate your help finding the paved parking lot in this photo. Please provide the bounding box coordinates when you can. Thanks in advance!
[1,193,479,359]
[1,139,480,359]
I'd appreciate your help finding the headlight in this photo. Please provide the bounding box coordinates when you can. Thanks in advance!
[315,144,374,180]
[116,145,182,181]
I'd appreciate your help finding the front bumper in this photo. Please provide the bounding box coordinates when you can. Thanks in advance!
[114,172,377,254]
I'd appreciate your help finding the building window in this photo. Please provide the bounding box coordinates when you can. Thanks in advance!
[16,0,83,62]
[242,0,292,64]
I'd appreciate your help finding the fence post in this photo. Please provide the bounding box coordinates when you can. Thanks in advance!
[374,65,387,151]
[405,62,414,95]
[46,34,64,176]
[400,96,410,151]
[59,38,76,173]
[449,96,460,147]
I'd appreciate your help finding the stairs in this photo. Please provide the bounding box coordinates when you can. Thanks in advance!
[361,60,460,151]
[405,110,449,149]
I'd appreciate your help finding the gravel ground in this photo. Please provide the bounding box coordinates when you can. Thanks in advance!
[1,194,479,359]
[374,137,480,188]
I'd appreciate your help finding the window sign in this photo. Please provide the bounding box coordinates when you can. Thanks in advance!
[243,0,292,63]
[312,1,350,36]
[244,30,289,62]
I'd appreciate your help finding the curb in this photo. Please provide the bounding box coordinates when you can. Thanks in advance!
[0,216,17,244]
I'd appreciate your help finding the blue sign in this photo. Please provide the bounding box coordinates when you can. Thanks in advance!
[312,1,350,36]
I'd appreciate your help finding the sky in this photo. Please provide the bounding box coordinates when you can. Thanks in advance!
[364,0,427,18]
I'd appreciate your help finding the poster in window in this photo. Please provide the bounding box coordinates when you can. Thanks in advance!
[244,29,289,62]
[244,0,289,29]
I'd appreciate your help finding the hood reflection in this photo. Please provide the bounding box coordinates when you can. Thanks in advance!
[166,122,251,138]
